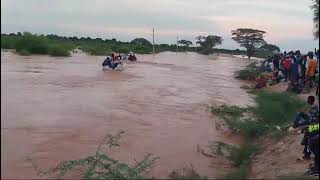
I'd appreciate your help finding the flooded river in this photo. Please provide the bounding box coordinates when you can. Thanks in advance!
[1,51,253,179]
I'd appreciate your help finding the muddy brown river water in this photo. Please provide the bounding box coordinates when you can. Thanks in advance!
[1,51,253,179]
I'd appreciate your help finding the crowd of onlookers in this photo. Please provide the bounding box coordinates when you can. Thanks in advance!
[255,49,319,176]
[256,49,319,95]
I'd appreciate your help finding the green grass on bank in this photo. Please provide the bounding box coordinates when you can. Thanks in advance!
[209,90,307,179]
[209,91,307,139]
[209,142,259,180]
[234,62,261,80]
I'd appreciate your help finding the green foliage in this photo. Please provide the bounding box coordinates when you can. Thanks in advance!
[231,28,266,59]
[196,35,223,54]
[133,45,152,54]
[18,49,31,56]
[209,142,258,179]
[169,165,207,180]
[209,91,307,139]
[208,105,246,120]
[28,131,159,179]
[15,32,50,54]
[1,34,18,49]
[48,45,70,57]
[229,144,260,166]
[250,91,307,126]
[254,44,281,59]
[2,32,72,57]
[209,83,307,179]
[131,38,152,46]
[259,44,280,53]
[234,62,261,80]
[209,142,260,166]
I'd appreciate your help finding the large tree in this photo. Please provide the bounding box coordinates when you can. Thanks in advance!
[178,39,193,52]
[311,0,319,39]
[196,35,223,49]
[231,28,266,59]
[130,38,152,46]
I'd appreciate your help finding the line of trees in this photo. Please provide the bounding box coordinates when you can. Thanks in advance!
[1,30,280,58]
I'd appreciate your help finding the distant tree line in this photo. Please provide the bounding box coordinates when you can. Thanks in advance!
[1,29,280,59]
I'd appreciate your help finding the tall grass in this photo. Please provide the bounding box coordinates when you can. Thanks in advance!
[250,91,307,126]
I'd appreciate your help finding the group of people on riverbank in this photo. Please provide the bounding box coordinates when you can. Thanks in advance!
[257,49,319,95]
[256,49,319,176]
[102,52,137,70]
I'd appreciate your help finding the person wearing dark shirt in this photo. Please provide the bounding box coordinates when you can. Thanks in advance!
[273,54,280,70]
[295,96,319,163]
[305,123,319,175]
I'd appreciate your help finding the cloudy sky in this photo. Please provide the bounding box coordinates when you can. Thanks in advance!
[1,0,319,52]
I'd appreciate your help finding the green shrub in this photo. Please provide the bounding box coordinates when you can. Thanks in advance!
[18,49,31,56]
[210,91,306,139]
[133,45,152,54]
[48,45,70,57]
[229,144,260,166]
[1,35,18,49]
[209,142,259,166]
[236,119,269,138]
[118,46,130,54]
[15,32,50,54]
[208,105,246,120]
[27,131,159,179]
[250,91,307,126]
[234,62,261,80]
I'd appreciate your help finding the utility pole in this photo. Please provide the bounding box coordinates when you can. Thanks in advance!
[152,28,155,56]
[176,36,178,54]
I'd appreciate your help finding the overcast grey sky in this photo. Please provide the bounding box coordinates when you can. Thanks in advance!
[1,0,319,52]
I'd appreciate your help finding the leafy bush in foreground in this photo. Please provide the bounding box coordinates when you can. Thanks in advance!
[28,131,159,179]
